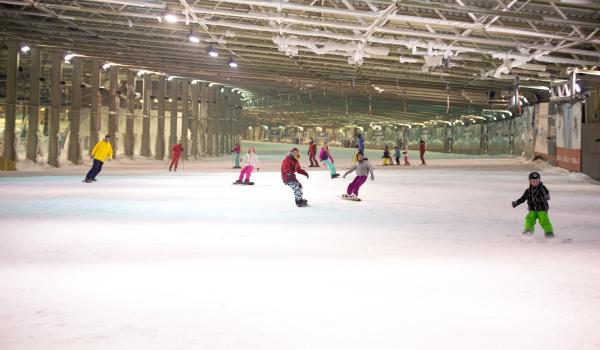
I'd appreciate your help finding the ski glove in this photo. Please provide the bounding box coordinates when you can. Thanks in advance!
[370,175,374,181]
[511,201,518,208]
[544,193,550,201]
[305,173,309,179]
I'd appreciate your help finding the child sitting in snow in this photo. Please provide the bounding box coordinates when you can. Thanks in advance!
[512,171,554,238]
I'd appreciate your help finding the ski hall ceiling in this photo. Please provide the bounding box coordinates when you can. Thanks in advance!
[1,0,599,126]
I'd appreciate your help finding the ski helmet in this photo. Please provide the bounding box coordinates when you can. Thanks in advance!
[528,172,541,180]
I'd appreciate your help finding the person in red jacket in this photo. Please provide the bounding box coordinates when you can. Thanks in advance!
[169,140,184,172]
[281,147,309,207]
[307,137,318,167]
[419,140,427,165]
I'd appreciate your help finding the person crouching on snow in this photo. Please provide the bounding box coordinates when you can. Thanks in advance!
[235,147,260,184]
[342,151,374,200]
[84,134,113,183]
[281,147,309,207]
[381,146,393,166]
[512,171,554,238]
[319,142,340,179]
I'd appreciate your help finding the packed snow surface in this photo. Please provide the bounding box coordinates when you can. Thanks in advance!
[1,141,600,350]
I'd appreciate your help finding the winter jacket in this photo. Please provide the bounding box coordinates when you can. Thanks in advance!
[358,137,365,152]
[171,144,184,155]
[231,144,241,154]
[419,143,426,153]
[344,158,374,178]
[394,148,401,157]
[281,153,308,183]
[514,183,550,211]
[382,150,391,158]
[242,153,260,168]
[91,140,113,162]
[308,142,317,155]
[319,148,334,162]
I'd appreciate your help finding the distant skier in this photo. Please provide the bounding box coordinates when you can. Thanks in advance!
[357,133,365,153]
[402,145,411,166]
[234,147,260,185]
[231,142,241,169]
[169,140,184,172]
[342,151,374,201]
[281,147,309,207]
[308,137,318,167]
[419,140,427,165]
[319,143,340,179]
[394,145,401,166]
[512,172,554,238]
[84,134,113,183]
[381,146,393,166]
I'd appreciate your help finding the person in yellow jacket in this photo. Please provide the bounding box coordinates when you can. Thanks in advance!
[84,135,113,183]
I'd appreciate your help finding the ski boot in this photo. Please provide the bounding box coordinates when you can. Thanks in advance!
[234,180,243,184]
[545,232,555,239]
[331,173,340,179]
[296,199,309,207]
[522,230,534,236]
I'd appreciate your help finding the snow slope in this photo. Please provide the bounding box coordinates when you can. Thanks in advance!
[1,142,599,350]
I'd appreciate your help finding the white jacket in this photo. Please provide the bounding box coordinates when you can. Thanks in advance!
[242,153,260,168]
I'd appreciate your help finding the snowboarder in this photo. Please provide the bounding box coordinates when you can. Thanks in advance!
[357,133,365,153]
[234,147,260,185]
[402,145,411,166]
[512,171,554,238]
[381,146,393,166]
[342,151,374,201]
[169,140,184,172]
[419,140,427,165]
[231,142,241,169]
[319,143,340,178]
[281,147,309,207]
[394,145,401,166]
[84,135,113,183]
[308,137,318,167]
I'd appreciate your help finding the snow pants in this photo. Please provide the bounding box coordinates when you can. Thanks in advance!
[85,159,104,180]
[286,180,303,201]
[347,175,368,196]
[420,151,426,165]
[309,153,318,167]
[169,153,181,170]
[524,210,554,233]
[233,153,241,168]
[322,159,337,176]
[403,155,411,166]
[395,156,401,165]
[238,165,254,182]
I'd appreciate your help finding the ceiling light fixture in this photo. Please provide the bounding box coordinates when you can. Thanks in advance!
[188,29,200,43]
[207,46,218,57]
[227,57,238,68]
[20,45,30,53]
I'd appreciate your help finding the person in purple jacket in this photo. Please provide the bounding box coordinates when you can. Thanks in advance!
[319,143,340,179]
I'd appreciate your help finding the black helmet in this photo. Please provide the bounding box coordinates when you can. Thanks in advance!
[528,172,541,180]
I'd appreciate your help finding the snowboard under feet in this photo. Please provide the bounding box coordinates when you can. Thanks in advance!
[233,181,254,185]
[341,194,362,202]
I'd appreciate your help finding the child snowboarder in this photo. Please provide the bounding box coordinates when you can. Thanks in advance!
[512,172,554,238]
[381,146,393,166]
[319,143,340,179]
[419,140,427,165]
[169,140,184,172]
[231,142,241,169]
[394,146,401,166]
[402,145,411,166]
[234,147,260,185]
[342,151,374,201]
[281,147,309,207]
[84,134,113,183]
[308,137,318,167]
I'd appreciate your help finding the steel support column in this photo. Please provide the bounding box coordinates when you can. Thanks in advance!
[108,65,119,156]
[155,75,166,160]
[48,51,62,167]
[26,45,41,162]
[168,79,178,154]
[89,60,101,149]
[2,40,18,163]
[68,56,82,164]
[125,70,135,158]
[140,73,151,157]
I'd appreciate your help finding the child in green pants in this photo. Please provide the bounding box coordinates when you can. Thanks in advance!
[512,172,554,238]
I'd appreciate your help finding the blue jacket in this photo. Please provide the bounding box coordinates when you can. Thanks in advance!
[358,137,365,152]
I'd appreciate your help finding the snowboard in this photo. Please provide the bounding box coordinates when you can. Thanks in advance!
[509,234,572,244]
[341,194,362,202]
[233,181,254,185]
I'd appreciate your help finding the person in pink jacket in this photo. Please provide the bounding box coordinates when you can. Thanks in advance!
[319,143,340,179]
[234,147,260,184]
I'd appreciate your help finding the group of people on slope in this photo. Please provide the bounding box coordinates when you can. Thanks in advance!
[381,140,427,166]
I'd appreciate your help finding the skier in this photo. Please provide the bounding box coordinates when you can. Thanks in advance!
[381,146,393,166]
[281,147,309,207]
[512,172,554,238]
[342,151,374,201]
[394,145,401,166]
[84,134,113,183]
[231,142,241,169]
[319,143,340,178]
[357,133,365,153]
[402,145,411,166]
[169,140,184,172]
[234,147,260,185]
[308,137,318,167]
[419,140,427,165]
